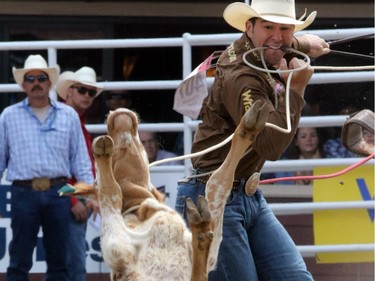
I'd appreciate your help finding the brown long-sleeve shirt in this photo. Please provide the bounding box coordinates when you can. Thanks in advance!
[192,33,307,179]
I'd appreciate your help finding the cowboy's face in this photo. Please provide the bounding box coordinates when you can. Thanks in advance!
[66,83,97,113]
[246,18,294,66]
[22,70,51,100]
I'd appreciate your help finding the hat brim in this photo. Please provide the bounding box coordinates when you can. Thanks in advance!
[56,71,103,100]
[12,65,60,88]
[223,2,316,33]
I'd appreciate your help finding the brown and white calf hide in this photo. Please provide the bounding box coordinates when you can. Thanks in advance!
[92,102,268,281]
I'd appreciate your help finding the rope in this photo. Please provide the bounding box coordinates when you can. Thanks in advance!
[313,65,375,71]
[150,47,308,167]
[148,133,234,167]
[259,153,375,184]
[328,33,374,46]
[149,46,374,168]
[242,46,312,134]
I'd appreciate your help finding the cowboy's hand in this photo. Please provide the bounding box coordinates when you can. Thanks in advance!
[299,34,330,58]
[280,58,314,97]
[71,201,88,222]
[86,199,100,221]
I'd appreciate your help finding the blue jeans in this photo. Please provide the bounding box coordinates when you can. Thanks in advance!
[175,178,314,281]
[66,213,88,281]
[7,184,71,281]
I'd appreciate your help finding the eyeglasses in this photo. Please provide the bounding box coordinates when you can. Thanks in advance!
[71,86,97,97]
[24,75,49,83]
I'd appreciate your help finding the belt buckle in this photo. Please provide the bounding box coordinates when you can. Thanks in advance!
[244,173,260,196]
[32,178,51,191]
[232,176,258,196]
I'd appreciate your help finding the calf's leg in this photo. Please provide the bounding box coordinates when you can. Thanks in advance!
[93,136,137,279]
[205,100,269,271]
[187,196,213,281]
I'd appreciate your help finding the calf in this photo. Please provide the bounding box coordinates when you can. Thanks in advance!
[93,101,268,281]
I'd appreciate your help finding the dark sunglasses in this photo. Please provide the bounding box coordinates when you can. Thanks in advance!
[71,86,97,97]
[23,75,49,83]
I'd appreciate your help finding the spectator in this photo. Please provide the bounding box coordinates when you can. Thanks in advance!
[174,1,330,280]
[275,127,326,185]
[56,66,101,281]
[0,54,94,281]
[105,90,133,111]
[139,131,183,165]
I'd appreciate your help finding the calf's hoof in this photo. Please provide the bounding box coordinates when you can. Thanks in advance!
[240,100,269,140]
[186,196,211,225]
[186,196,213,242]
[186,196,211,232]
[92,135,114,158]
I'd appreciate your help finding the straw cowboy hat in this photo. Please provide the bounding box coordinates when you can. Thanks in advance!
[12,54,60,87]
[56,66,103,100]
[223,0,316,33]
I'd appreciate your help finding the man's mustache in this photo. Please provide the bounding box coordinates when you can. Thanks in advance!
[31,85,43,91]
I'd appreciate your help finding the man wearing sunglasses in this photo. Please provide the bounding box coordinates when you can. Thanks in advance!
[56,66,102,281]
[0,54,94,281]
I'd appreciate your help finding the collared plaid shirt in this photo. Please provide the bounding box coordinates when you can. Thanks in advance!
[0,98,94,184]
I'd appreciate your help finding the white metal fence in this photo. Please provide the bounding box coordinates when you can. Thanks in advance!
[0,27,374,258]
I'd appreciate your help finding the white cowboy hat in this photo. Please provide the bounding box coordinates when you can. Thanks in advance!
[12,54,60,87]
[223,1,316,33]
[56,66,103,100]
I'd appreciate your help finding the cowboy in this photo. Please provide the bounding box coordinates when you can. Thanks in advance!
[175,1,330,280]
[0,54,94,281]
[56,66,102,281]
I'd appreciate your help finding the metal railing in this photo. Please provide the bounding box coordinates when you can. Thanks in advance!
[0,27,374,258]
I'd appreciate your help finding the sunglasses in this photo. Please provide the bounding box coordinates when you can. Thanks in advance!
[24,75,49,83]
[71,86,97,97]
